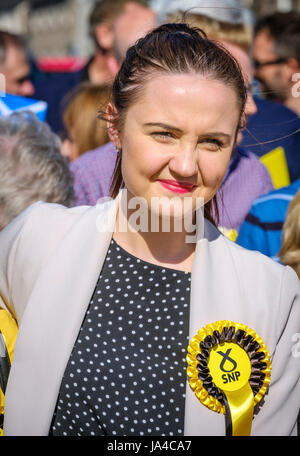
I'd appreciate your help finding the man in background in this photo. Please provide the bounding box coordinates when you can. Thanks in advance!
[237,12,300,258]
[34,0,156,133]
[0,31,34,98]
[237,11,300,189]
[85,0,156,84]
[253,11,300,116]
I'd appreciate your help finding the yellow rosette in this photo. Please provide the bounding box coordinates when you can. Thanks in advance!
[0,309,18,436]
[186,321,271,436]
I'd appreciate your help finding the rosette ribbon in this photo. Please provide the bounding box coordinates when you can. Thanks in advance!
[187,321,271,436]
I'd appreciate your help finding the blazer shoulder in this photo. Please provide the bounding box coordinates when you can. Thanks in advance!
[2,201,87,237]
[224,233,282,267]
[9,200,105,230]
[0,201,109,272]
[204,219,294,288]
[224,234,300,292]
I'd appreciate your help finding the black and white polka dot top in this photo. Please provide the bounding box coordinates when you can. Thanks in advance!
[50,238,191,436]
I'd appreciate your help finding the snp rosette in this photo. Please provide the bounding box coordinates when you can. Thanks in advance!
[186,320,271,436]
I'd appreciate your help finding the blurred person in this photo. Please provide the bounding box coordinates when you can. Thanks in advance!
[237,178,300,260]
[242,12,300,189]
[279,189,300,278]
[1,23,299,437]
[61,82,110,162]
[34,0,157,133]
[0,110,74,431]
[240,93,300,188]
[0,31,34,98]
[253,11,300,115]
[215,41,274,238]
[87,0,156,83]
[236,12,300,260]
[159,0,254,52]
[0,111,74,230]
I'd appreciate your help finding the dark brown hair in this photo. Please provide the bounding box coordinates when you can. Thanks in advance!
[100,22,247,225]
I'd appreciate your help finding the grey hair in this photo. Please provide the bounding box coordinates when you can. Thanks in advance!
[0,111,74,229]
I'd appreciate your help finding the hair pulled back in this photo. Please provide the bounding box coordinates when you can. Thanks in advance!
[102,23,247,224]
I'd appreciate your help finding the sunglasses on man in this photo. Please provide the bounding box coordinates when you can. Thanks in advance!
[14,74,32,85]
[253,58,287,70]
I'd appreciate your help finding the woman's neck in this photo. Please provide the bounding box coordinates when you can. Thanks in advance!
[113,203,196,272]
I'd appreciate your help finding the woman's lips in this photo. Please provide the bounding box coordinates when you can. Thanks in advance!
[158,179,195,194]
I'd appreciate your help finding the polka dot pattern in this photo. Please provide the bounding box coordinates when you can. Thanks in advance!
[50,239,191,436]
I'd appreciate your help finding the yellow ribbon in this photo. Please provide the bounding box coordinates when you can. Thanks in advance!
[224,383,254,436]
[208,341,254,435]
[187,321,271,436]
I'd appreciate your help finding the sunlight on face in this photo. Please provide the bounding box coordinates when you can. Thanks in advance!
[113,73,241,219]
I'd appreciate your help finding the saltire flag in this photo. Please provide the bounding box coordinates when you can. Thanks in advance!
[0,93,48,121]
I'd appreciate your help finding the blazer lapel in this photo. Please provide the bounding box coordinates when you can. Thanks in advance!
[184,219,254,435]
[4,199,118,435]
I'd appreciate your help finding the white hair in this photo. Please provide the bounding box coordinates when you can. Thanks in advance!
[0,111,74,229]
[153,0,254,25]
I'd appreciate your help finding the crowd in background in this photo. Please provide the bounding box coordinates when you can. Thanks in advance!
[1,0,300,275]
[0,0,300,437]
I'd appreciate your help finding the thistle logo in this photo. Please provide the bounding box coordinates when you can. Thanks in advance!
[208,342,251,389]
[217,348,237,373]
[217,347,241,384]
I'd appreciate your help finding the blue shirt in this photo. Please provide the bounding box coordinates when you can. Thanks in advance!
[236,179,300,260]
[241,97,300,187]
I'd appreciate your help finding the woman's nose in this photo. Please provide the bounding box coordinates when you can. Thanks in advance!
[168,146,198,177]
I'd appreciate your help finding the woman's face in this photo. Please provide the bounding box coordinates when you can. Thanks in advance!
[112,73,241,219]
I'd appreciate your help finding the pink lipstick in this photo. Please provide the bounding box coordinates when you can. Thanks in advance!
[158,179,195,194]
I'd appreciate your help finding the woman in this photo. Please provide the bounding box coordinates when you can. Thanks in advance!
[0,24,299,436]
[61,82,110,161]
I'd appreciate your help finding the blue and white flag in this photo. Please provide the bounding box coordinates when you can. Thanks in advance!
[0,93,48,121]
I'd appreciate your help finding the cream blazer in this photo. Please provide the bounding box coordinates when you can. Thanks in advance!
[0,196,300,436]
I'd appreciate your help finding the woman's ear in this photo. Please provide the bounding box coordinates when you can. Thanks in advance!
[106,102,121,149]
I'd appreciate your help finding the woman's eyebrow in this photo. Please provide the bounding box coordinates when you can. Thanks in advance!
[201,132,232,141]
[143,122,183,133]
[144,123,232,140]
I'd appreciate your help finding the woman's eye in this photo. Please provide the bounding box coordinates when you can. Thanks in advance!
[201,138,224,150]
[151,132,175,141]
